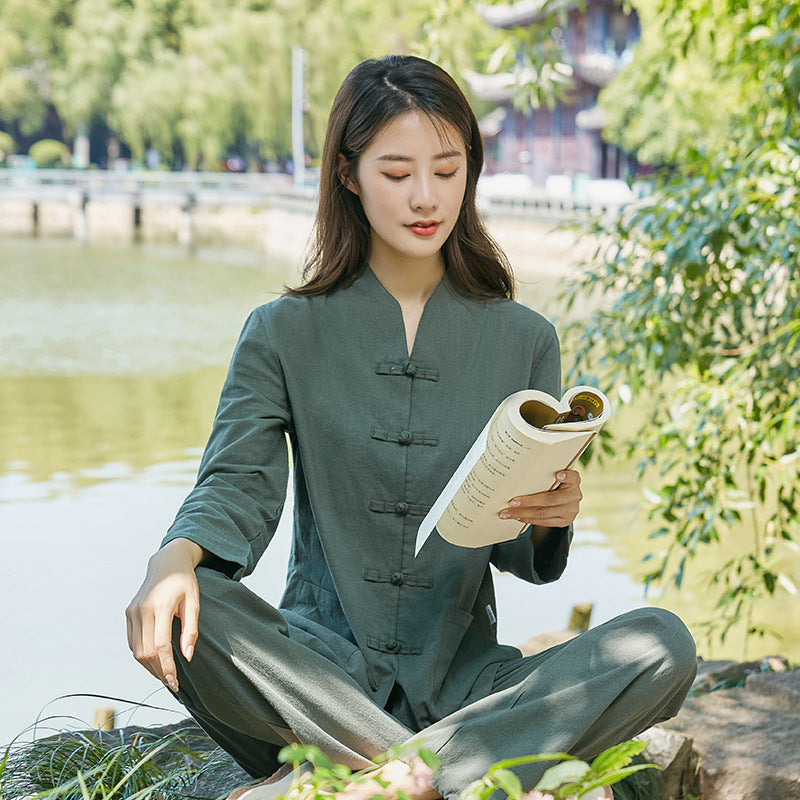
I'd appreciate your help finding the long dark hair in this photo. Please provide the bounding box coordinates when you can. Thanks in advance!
[287,55,514,300]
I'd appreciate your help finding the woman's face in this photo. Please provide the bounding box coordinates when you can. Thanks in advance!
[344,111,468,271]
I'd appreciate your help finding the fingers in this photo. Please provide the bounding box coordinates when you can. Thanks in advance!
[499,469,582,527]
[153,604,180,692]
[125,550,201,694]
[179,587,199,663]
[125,598,168,685]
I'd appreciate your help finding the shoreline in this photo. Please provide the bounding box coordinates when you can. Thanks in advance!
[0,199,594,281]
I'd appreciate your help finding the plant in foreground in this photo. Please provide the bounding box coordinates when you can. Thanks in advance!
[274,739,657,800]
[0,726,225,800]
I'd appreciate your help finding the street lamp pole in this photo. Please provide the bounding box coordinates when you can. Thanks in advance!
[291,45,306,188]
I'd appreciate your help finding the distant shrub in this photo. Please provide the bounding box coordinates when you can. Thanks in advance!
[29,139,71,168]
[0,131,15,161]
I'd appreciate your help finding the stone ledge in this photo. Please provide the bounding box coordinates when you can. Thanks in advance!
[654,667,800,800]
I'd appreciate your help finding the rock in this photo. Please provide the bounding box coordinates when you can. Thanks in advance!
[187,759,253,799]
[517,628,579,656]
[636,726,695,800]
[691,655,789,695]
[659,670,800,800]
[745,669,800,706]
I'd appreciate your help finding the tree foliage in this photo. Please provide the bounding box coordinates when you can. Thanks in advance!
[0,0,500,168]
[600,0,800,168]
[566,0,800,652]
[418,0,586,113]
[29,137,71,166]
[0,0,74,136]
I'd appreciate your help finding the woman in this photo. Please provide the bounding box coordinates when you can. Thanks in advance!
[126,55,696,800]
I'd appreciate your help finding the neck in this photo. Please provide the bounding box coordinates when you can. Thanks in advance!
[368,251,445,305]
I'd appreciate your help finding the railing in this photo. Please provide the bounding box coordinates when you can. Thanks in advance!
[0,169,319,214]
[478,192,625,220]
[0,169,629,221]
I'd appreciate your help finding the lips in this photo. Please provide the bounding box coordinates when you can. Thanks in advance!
[407,221,440,236]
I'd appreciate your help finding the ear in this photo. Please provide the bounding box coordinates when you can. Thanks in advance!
[337,153,359,195]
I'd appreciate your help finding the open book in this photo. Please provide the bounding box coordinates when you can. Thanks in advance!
[415,386,611,555]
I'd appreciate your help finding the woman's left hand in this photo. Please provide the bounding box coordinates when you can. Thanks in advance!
[498,469,582,528]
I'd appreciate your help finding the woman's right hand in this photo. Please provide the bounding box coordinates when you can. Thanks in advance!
[125,537,205,693]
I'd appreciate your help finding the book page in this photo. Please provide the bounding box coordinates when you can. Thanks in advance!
[415,386,609,555]
[436,412,592,548]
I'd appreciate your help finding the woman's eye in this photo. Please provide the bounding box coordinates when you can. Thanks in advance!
[437,171,458,179]
[383,173,409,181]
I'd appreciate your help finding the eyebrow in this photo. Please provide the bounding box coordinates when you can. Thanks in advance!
[376,150,464,163]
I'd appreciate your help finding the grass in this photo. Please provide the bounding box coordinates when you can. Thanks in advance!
[0,705,228,800]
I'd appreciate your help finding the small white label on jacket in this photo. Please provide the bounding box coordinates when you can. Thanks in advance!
[485,604,497,626]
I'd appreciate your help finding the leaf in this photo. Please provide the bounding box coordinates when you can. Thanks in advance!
[77,769,93,800]
[417,747,442,774]
[489,767,523,799]
[279,743,332,770]
[588,763,661,789]
[589,740,648,775]
[535,760,590,792]
[457,778,489,800]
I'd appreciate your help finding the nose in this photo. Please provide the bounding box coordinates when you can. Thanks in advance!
[410,174,438,212]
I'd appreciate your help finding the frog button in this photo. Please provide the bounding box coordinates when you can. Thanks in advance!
[395,502,409,515]
[404,362,417,377]
[398,431,412,445]
[390,572,403,586]
[386,640,400,653]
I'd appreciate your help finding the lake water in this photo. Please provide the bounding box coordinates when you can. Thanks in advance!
[2,236,797,747]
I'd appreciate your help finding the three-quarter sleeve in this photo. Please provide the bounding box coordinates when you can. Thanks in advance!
[161,306,291,579]
[490,322,573,584]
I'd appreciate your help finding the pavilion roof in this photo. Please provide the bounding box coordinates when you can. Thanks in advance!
[481,0,579,29]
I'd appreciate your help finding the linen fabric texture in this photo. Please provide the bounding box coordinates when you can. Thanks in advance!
[163,267,697,796]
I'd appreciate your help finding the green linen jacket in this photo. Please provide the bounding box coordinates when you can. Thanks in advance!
[163,267,572,729]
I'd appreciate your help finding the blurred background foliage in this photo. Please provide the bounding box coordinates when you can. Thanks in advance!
[0,0,502,168]
[3,0,796,174]
[566,0,800,651]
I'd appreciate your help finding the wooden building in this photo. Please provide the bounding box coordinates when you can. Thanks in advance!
[465,0,639,188]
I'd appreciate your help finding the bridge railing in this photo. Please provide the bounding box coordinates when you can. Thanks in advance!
[0,169,632,220]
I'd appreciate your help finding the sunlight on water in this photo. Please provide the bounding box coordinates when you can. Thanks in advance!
[2,236,796,746]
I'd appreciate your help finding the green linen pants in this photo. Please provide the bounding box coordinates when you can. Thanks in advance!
[171,567,696,799]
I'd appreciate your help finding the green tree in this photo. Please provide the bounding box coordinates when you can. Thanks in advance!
[418,0,587,113]
[566,0,800,653]
[52,0,131,134]
[0,0,74,136]
[0,0,511,168]
[0,130,15,158]
[598,0,740,166]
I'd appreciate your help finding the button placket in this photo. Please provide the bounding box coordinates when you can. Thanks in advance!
[370,350,441,654]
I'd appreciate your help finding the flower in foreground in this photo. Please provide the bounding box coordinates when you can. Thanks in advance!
[410,757,435,792]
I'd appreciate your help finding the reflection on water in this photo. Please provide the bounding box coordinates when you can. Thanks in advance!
[2,236,797,746]
[0,370,223,486]
[0,237,295,376]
